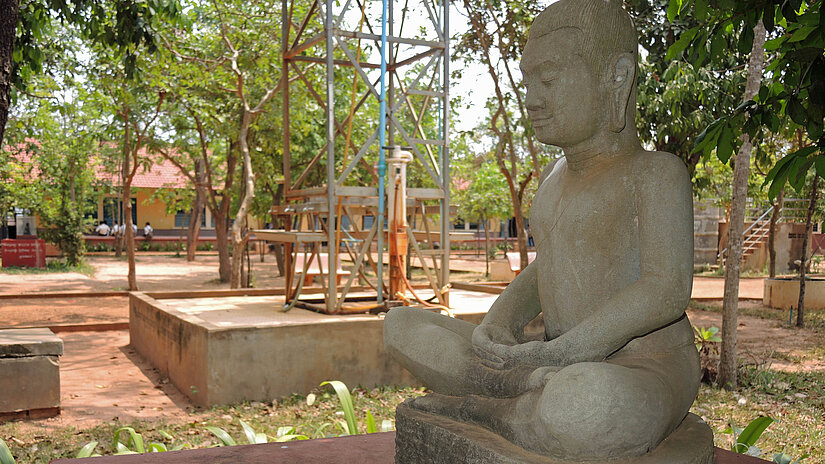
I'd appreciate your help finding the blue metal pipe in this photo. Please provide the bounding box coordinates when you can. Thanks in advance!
[376,0,388,303]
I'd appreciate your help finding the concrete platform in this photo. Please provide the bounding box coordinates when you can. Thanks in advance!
[764,277,825,310]
[129,290,497,406]
[51,432,768,463]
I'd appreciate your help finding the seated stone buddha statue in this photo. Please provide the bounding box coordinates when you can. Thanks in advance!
[384,1,714,462]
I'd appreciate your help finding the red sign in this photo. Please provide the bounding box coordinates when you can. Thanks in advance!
[1,239,47,268]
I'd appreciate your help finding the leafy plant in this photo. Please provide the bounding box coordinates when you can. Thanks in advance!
[694,325,722,349]
[321,380,393,436]
[206,419,307,446]
[0,438,15,464]
[78,426,184,456]
[724,416,808,462]
[726,416,775,456]
[694,325,722,382]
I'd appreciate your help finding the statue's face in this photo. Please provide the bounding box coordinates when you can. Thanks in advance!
[521,30,601,147]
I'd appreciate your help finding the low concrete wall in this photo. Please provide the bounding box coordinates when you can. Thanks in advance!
[763,278,825,310]
[130,293,210,405]
[130,293,484,406]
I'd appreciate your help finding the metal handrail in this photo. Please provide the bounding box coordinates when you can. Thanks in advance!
[720,205,776,258]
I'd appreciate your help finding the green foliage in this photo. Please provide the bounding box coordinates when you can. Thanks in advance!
[723,416,808,461]
[78,426,186,456]
[726,416,775,455]
[666,0,825,197]
[0,438,14,464]
[694,325,722,347]
[205,426,237,447]
[321,380,359,435]
[452,154,512,226]
[13,0,184,95]
[320,380,392,436]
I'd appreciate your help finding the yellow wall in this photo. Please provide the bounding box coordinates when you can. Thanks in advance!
[137,190,176,229]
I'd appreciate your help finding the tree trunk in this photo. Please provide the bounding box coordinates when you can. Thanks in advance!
[186,201,203,261]
[513,204,529,269]
[270,183,285,275]
[123,182,138,291]
[230,113,256,289]
[0,0,18,145]
[186,159,206,262]
[797,176,818,328]
[119,108,139,290]
[484,216,490,277]
[214,210,230,282]
[718,21,766,390]
[768,187,784,278]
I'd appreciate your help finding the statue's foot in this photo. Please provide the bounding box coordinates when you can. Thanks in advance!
[477,364,554,398]
[407,393,468,421]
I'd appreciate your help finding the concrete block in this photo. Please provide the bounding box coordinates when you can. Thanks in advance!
[0,355,61,413]
[0,328,63,357]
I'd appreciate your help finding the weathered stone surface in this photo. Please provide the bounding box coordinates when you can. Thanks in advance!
[0,355,61,413]
[395,402,714,464]
[0,328,63,357]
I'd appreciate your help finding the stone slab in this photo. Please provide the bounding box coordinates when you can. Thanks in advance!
[0,328,63,357]
[50,432,769,464]
[0,355,61,413]
[395,401,715,464]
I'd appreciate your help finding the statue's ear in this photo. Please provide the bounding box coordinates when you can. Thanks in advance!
[608,53,636,133]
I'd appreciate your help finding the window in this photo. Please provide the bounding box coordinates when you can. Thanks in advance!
[175,208,207,228]
[103,198,136,226]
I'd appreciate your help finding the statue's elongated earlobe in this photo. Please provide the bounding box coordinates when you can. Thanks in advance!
[609,53,636,133]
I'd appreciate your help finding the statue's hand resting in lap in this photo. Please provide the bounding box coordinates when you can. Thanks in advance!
[471,323,519,369]
[472,324,560,392]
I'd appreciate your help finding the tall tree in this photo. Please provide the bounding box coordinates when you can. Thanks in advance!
[797,174,818,327]
[718,21,767,390]
[670,0,825,383]
[157,0,284,286]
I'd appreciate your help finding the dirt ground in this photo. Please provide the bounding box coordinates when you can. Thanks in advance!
[0,254,821,432]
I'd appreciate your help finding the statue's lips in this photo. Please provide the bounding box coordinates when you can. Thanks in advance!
[531,116,553,127]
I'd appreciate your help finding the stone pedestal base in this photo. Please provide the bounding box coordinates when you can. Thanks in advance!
[395,400,714,464]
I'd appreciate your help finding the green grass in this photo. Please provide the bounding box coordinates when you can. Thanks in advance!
[693,369,825,460]
[0,385,425,463]
[0,260,96,277]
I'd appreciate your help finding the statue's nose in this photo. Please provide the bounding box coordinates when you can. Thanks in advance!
[525,85,545,112]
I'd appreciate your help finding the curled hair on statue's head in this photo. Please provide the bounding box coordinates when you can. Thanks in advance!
[530,0,638,81]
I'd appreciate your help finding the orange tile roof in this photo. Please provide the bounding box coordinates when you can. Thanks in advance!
[5,142,191,190]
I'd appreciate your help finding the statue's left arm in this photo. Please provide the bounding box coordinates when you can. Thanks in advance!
[494,153,693,367]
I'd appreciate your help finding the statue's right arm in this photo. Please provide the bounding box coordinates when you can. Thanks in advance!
[472,263,542,360]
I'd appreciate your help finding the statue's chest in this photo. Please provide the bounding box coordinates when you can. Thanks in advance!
[530,171,638,251]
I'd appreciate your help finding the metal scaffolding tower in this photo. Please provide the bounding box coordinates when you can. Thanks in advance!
[256,0,457,314]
